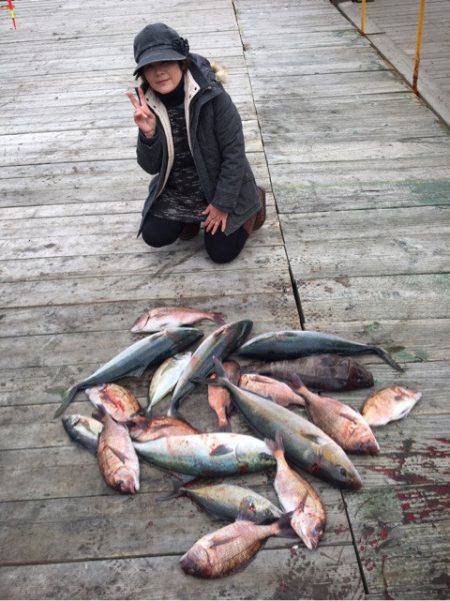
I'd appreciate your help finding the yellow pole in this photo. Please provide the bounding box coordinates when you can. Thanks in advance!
[361,0,366,35]
[413,0,425,93]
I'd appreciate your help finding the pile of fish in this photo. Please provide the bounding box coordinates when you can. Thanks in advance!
[58,306,422,579]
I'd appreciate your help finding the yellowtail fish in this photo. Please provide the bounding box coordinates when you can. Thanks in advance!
[238,330,403,372]
[133,432,275,476]
[293,374,380,455]
[96,408,140,494]
[208,360,241,430]
[53,327,203,418]
[168,483,282,523]
[131,306,225,332]
[362,386,422,426]
[169,320,252,417]
[180,498,293,578]
[210,358,362,489]
[266,432,325,549]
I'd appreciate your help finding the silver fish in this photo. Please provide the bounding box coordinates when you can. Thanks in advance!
[172,483,282,523]
[62,414,103,455]
[169,320,252,417]
[148,352,192,414]
[53,327,203,418]
[238,330,403,372]
[133,432,275,476]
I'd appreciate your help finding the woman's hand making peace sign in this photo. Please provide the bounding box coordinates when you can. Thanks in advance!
[126,87,156,139]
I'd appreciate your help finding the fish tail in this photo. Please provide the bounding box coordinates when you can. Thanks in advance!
[53,385,80,418]
[289,373,306,391]
[217,417,231,432]
[209,311,226,325]
[155,479,184,502]
[372,346,404,372]
[265,430,284,459]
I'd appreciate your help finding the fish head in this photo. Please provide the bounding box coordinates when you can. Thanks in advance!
[353,433,380,456]
[291,512,325,550]
[348,359,374,389]
[131,312,151,333]
[115,469,139,494]
[180,545,210,577]
[331,461,363,491]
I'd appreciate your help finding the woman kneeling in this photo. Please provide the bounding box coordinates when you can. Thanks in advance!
[127,23,265,264]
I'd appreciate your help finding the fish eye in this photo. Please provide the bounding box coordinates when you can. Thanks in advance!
[339,466,348,478]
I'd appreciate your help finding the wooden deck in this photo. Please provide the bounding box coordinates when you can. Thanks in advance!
[0,0,449,598]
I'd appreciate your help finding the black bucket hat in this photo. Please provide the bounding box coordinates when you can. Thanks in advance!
[133,23,189,76]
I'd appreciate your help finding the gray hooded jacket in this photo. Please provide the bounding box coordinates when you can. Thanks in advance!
[136,54,260,236]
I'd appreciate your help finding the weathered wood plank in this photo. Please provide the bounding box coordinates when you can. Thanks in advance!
[344,485,450,598]
[0,288,297,341]
[0,544,364,600]
[0,120,262,166]
[0,216,282,262]
[281,205,450,279]
[271,158,450,213]
[298,274,450,324]
[265,136,450,166]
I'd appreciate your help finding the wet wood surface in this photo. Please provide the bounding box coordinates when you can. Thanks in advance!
[1,0,449,599]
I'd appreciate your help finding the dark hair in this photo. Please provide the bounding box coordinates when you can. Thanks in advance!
[135,58,191,93]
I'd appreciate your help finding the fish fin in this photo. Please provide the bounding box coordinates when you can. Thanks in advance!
[106,445,128,464]
[210,444,233,456]
[155,478,186,502]
[371,346,404,372]
[53,385,80,418]
[236,496,258,522]
[127,364,147,378]
[210,311,226,325]
[275,511,298,538]
[302,432,324,445]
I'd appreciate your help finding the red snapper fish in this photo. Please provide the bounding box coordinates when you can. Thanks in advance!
[266,432,326,549]
[85,383,141,423]
[131,307,225,333]
[180,499,293,578]
[208,360,241,430]
[293,375,380,455]
[96,408,140,494]
[361,386,422,426]
[239,373,304,407]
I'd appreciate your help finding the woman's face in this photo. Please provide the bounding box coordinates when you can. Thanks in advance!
[143,61,183,94]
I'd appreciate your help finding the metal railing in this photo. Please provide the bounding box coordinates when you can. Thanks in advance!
[0,0,16,29]
[358,0,426,94]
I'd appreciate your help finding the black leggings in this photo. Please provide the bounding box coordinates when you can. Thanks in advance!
[141,215,249,264]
